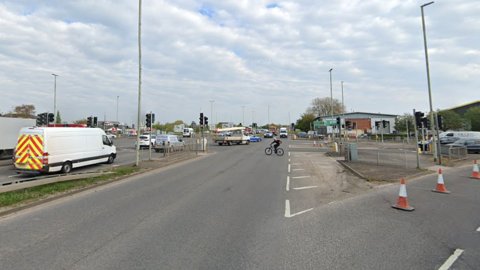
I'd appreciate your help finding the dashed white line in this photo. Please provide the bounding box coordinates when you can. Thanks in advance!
[286,176,290,191]
[293,186,318,190]
[291,163,301,165]
[285,200,313,218]
[477,226,480,232]
[288,164,291,173]
[293,169,304,171]
[292,176,310,179]
[439,249,464,270]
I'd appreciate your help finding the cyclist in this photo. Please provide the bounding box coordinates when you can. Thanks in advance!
[270,137,281,153]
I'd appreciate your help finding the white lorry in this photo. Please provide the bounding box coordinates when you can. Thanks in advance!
[213,127,250,146]
[279,127,288,138]
[14,127,116,174]
[0,117,36,158]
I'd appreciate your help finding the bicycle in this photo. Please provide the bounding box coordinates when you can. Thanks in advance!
[265,145,284,156]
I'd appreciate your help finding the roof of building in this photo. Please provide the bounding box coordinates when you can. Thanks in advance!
[316,112,398,120]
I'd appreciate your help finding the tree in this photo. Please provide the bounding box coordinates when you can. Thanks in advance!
[4,104,36,118]
[56,111,62,124]
[394,113,414,133]
[74,118,87,124]
[437,110,464,131]
[295,113,316,132]
[306,97,345,117]
[464,107,480,131]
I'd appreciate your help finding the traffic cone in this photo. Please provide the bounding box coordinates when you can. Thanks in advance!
[313,141,317,147]
[470,160,480,179]
[392,178,415,211]
[432,168,450,194]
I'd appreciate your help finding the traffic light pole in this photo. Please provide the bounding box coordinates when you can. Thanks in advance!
[149,111,152,161]
[434,111,442,165]
[413,109,420,168]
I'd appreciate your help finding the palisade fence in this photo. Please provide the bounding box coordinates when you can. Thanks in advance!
[137,141,209,162]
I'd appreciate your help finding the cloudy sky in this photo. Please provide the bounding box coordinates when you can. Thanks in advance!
[0,0,478,127]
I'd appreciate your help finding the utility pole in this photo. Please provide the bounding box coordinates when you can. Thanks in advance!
[135,0,142,166]
[52,74,58,124]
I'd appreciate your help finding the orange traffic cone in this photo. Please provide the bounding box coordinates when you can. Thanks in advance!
[432,168,450,194]
[470,160,480,179]
[392,178,415,211]
[313,141,317,147]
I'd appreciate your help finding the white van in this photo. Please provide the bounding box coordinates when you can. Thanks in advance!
[14,127,116,174]
[279,127,288,138]
[183,128,195,137]
[155,135,185,152]
[440,131,480,139]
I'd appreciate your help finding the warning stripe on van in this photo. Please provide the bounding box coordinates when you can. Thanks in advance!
[15,134,44,170]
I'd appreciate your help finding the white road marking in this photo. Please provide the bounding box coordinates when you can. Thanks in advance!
[439,249,464,270]
[477,227,480,232]
[293,169,304,171]
[293,186,318,190]
[288,164,291,173]
[292,176,310,179]
[288,152,291,157]
[285,200,313,218]
[286,176,290,191]
[291,163,302,165]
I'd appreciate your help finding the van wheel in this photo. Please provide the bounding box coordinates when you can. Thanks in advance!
[61,162,72,174]
[106,154,115,164]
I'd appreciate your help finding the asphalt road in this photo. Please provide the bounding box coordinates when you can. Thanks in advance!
[1,138,479,269]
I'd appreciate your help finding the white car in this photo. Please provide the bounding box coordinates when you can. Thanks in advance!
[135,135,156,148]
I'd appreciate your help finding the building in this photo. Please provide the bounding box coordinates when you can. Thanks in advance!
[315,112,398,135]
[447,100,480,116]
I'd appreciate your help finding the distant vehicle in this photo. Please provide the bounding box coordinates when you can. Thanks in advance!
[439,136,460,144]
[183,128,194,137]
[135,135,155,148]
[249,135,263,142]
[447,139,480,154]
[297,132,308,138]
[269,126,278,136]
[357,134,369,139]
[14,127,116,174]
[0,117,36,158]
[213,127,250,146]
[155,135,185,152]
[279,127,288,138]
[440,131,480,140]
[264,132,273,138]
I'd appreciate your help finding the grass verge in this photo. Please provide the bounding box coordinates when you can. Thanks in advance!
[0,166,140,208]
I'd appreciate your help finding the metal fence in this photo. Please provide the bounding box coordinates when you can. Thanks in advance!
[355,148,419,169]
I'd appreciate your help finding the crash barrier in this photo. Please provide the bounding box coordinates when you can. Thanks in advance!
[351,148,419,169]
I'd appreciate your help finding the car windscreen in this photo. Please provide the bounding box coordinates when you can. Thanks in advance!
[140,136,149,140]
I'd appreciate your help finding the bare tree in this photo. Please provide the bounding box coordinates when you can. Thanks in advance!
[306,97,345,117]
[2,104,36,118]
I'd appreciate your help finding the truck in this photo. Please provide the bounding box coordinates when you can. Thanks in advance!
[14,127,116,174]
[269,126,278,136]
[279,127,288,138]
[213,127,250,146]
[0,117,36,158]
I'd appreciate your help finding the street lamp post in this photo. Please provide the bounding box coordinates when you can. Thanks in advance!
[116,96,119,135]
[242,106,245,126]
[329,69,333,138]
[421,1,439,163]
[210,100,215,130]
[52,74,58,124]
[341,81,345,142]
[268,105,270,127]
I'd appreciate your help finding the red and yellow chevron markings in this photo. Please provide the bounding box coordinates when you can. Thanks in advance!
[15,134,44,170]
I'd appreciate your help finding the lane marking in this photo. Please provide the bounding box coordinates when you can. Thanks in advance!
[291,163,302,165]
[286,176,290,191]
[293,169,304,171]
[477,227,480,232]
[293,186,318,190]
[288,164,291,173]
[292,176,310,179]
[288,152,291,157]
[285,200,313,218]
[439,249,464,270]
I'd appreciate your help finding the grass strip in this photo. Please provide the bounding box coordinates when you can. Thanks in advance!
[0,166,139,208]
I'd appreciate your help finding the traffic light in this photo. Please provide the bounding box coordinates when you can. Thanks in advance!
[48,113,54,123]
[382,120,387,128]
[375,121,380,128]
[346,120,351,128]
[291,123,294,129]
[93,117,98,127]
[414,111,424,128]
[36,114,44,126]
[151,113,155,124]
[421,117,431,129]
[437,115,443,130]
[41,113,48,125]
[145,114,151,128]
[353,122,357,129]
[87,117,92,127]
[336,117,341,125]
[199,113,204,125]
[204,116,209,126]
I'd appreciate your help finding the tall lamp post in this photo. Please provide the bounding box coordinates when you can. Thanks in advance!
[210,100,215,130]
[329,68,333,138]
[421,1,438,163]
[242,106,245,126]
[52,74,58,124]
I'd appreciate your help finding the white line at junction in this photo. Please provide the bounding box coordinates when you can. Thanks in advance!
[293,186,318,190]
[288,164,291,173]
[439,249,464,270]
[285,200,313,218]
[477,226,480,232]
[292,176,310,179]
[286,176,290,191]
[293,169,304,171]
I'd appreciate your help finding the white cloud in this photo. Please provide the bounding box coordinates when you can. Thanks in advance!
[0,0,479,127]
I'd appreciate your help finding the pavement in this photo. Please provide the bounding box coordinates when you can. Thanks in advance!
[332,151,480,182]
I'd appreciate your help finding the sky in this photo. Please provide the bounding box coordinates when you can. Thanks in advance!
[0,0,479,127]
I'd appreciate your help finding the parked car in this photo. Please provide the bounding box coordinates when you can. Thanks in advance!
[447,139,480,154]
[358,134,369,139]
[135,135,155,148]
[297,132,308,138]
[249,135,263,142]
[264,132,273,138]
[440,136,460,144]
